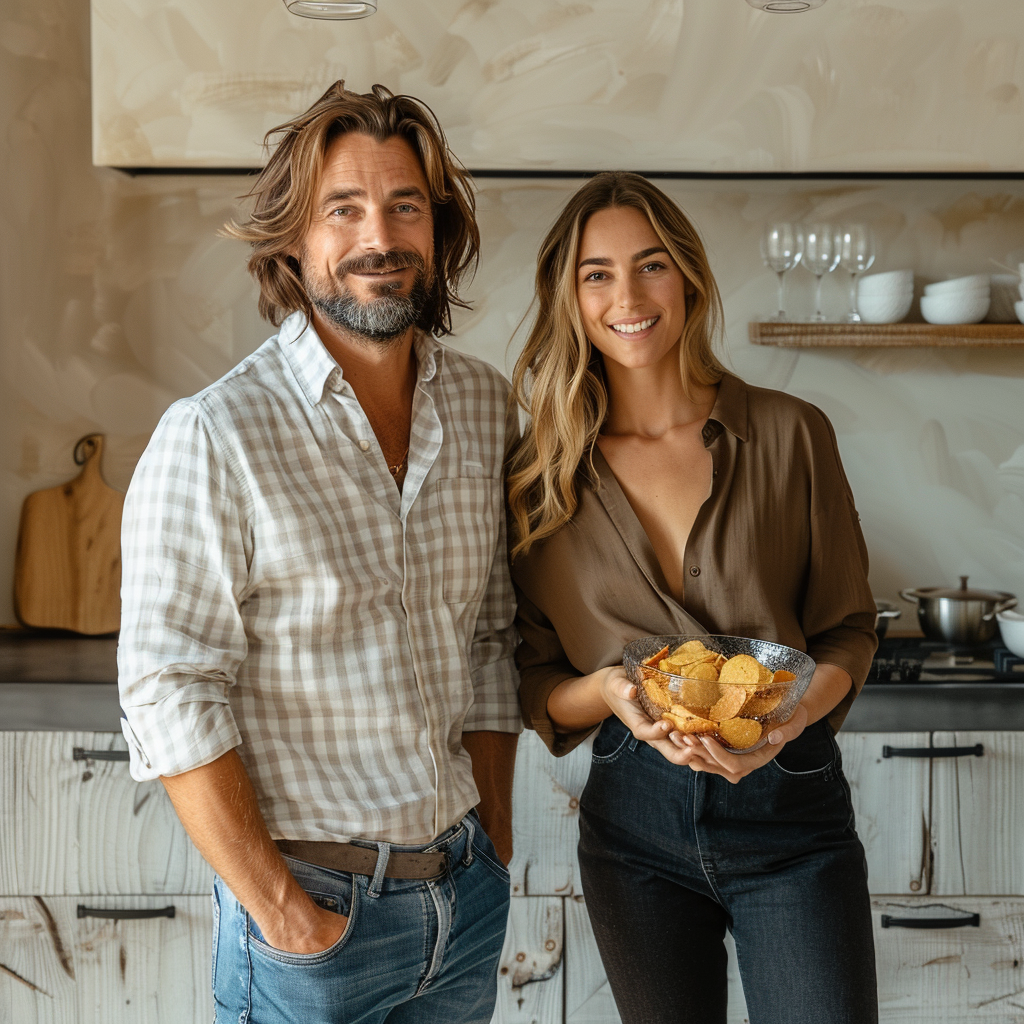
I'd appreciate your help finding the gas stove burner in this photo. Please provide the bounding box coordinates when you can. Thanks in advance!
[866,636,1024,685]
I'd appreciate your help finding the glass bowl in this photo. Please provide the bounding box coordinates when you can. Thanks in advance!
[622,634,816,753]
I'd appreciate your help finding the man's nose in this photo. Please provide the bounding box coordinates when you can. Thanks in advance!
[358,204,396,252]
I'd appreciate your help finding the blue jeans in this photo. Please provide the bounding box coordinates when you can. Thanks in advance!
[578,716,878,1024]
[211,813,510,1024]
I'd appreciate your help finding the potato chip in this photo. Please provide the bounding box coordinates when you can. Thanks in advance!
[717,717,763,750]
[641,678,673,712]
[741,689,784,718]
[758,662,774,687]
[642,645,670,668]
[709,685,747,722]
[662,708,718,735]
[718,655,763,688]
[677,677,721,711]
[714,654,728,670]
[670,640,711,659]
[772,669,797,685]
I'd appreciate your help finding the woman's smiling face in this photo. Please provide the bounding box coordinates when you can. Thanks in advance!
[575,205,689,375]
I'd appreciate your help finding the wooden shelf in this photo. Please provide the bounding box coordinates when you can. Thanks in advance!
[749,322,1024,347]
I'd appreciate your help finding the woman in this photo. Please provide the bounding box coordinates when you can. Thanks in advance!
[507,173,879,1024]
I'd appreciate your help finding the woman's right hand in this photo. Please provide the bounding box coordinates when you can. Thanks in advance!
[598,666,707,768]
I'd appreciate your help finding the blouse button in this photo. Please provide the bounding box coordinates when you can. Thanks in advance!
[689,565,701,578]
[359,439,370,451]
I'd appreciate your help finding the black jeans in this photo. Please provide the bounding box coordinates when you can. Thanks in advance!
[578,716,878,1024]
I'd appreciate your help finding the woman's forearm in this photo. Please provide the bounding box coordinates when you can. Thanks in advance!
[796,662,853,728]
[546,668,616,732]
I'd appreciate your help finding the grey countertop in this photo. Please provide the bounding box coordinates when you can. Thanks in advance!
[2,680,1023,733]
[0,630,117,683]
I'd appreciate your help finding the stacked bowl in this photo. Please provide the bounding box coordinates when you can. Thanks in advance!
[987,274,1020,323]
[921,275,990,324]
[857,270,914,324]
[1015,264,1024,324]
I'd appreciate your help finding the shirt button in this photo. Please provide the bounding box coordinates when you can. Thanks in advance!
[689,566,701,577]
[359,440,370,452]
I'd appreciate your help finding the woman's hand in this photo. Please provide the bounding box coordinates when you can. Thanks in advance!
[667,703,809,783]
[598,666,714,764]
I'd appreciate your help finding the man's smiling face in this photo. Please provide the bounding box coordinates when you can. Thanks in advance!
[298,131,436,344]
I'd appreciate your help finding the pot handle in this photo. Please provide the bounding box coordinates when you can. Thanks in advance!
[877,608,901,619]
[899,589,919,605]
[984,597,1018,621]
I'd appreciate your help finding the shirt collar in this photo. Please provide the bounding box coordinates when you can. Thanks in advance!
[278,311,445,407]
[704,372,749,444]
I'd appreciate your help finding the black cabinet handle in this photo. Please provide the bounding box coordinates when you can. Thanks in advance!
[77,905,175,920]
[881,913,979,929]
[72,748,130,762]
[882,744,984,759]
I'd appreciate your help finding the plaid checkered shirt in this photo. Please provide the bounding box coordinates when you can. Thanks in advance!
[118,312,521,844]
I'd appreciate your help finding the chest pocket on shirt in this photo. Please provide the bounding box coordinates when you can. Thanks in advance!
[438,476,501,606]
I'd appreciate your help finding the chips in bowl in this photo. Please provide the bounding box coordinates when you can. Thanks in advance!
[623,635,816,753]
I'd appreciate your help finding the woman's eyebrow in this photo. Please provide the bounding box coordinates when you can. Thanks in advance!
[578,246,669,270]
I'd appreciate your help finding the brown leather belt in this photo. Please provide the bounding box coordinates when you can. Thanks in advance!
[276,840,448,880]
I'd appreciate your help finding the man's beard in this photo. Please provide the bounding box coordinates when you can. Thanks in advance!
[303,249,431,345]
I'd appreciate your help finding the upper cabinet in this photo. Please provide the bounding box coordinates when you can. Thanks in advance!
[92,0,1024,172]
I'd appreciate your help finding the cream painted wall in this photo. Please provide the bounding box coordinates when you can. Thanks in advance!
[3,0,1024,629]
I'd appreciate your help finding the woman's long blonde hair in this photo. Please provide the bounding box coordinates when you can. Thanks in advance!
[507,172,726,559]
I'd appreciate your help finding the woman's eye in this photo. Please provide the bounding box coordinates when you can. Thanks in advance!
[584,271,606,282]
[640,262,665,273]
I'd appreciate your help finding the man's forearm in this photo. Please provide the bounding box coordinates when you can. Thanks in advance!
[160,748,341,951]
[462,730,518,864]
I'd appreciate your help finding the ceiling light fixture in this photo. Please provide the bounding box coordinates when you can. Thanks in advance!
[745,0,826,11]
[283,0,377,19]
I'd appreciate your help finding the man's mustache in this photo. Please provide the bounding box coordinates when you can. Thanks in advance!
[335,250,426,280]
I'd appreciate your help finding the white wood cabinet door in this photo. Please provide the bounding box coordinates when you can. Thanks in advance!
[510,731,591,898]
[491,896,563,1024]
[837,733,932,895]
[0,732,211,896]
[872,897,1024,1023]
[930,731,1024,897]
[0,895,212,1024]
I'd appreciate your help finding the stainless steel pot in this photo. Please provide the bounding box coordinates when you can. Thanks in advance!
[874,599,901,639]
[899,576,1017,645]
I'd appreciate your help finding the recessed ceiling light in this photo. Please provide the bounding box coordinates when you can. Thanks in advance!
[745,0,827,11]
[283,1,377,19]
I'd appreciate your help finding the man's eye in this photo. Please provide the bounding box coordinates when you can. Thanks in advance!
[396,204,416,213]
[331,207,351,217]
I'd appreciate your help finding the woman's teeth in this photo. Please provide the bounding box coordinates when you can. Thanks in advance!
[611,317,657,335]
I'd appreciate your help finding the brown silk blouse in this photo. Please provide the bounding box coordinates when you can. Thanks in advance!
[512,373,878,756]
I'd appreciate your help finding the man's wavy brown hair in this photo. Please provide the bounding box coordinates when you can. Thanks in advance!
[224,82,479,335]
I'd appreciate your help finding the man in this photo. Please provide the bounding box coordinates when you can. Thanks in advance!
[118,82,520,1024]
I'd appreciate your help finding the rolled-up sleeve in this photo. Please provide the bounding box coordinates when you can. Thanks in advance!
[118,400,252,781]
[801,407,878,731]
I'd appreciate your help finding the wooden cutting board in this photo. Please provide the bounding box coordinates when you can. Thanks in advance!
[14,434,125,635]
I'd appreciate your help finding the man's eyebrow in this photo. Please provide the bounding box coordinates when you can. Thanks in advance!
[390,186,429,202]
[320,188,366,208]
[577,247,670,270]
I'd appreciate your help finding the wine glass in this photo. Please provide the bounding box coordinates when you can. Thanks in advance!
[838,224,876,322]
[760,223,803,322]
[803,223,841,322]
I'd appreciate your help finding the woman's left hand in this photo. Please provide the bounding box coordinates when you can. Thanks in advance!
[666,703,809,784]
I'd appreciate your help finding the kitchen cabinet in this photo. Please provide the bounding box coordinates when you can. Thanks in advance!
[0,895,211,1023]
[3,727,1022,1022]
[90,0,1024,171]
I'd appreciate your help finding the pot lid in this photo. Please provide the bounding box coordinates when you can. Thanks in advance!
[908,576,1015,602]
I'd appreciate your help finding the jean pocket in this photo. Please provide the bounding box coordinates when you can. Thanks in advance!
[472,831,511,883]
[769,720,839,779]
[590,717,632,764]
[246,884,356,966]
[210,883,221,993]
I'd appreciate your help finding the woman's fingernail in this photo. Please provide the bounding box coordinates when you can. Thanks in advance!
[768,731,782,745]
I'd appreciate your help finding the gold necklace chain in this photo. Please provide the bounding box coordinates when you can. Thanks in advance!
[388,447,410,477]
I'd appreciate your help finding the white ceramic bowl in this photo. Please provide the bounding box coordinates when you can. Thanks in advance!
[858,289,914,324]
[987,274,1020,323]
[1015,299,1024,324]
[998,609,1024,659]
[924,274,990,295]
[920,291,990,324]
[859,269,914,293]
